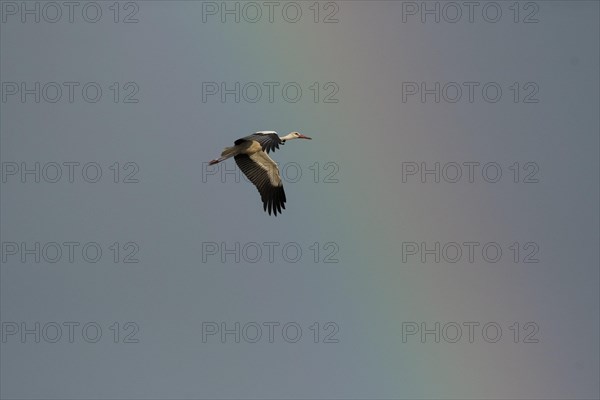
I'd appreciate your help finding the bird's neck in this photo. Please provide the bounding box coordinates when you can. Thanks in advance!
[280,133,294,141]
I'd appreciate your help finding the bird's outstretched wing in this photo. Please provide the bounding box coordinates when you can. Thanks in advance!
[234,131,283,154]
[235,152,286,216]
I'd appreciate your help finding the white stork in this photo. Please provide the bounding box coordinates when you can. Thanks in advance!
[209,131,312,216]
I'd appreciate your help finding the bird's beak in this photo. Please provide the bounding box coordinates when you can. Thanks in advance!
[298,134,312,140]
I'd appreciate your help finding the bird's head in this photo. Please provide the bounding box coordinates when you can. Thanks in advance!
[281,131,312,141]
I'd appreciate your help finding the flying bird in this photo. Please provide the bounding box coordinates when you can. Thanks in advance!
[209,131,312,216]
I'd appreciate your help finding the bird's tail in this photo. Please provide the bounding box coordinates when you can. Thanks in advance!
[220,146,237,158]
[209,147,237,165]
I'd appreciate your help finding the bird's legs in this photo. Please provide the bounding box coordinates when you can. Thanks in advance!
[209,147,238,165]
